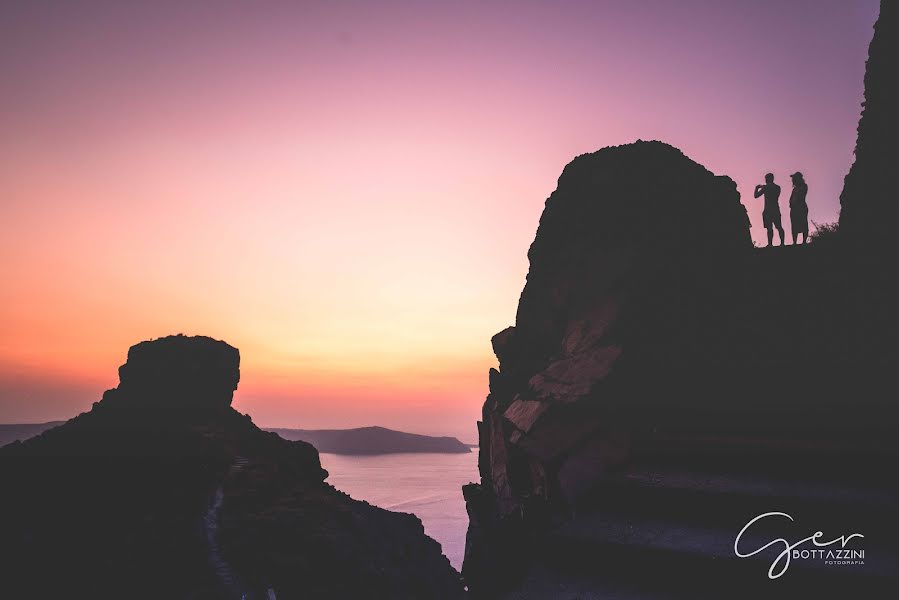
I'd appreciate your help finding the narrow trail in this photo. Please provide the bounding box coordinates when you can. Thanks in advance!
[204,456,277,600]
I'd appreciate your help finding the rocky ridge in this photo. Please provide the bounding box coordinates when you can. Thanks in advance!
[0,334,464,599]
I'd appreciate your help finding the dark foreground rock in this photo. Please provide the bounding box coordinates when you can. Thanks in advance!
[839,0,897,262]
[462,8,898,594]
[0,334,464,600]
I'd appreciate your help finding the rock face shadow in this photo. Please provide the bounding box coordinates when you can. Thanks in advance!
[462,3,898,597]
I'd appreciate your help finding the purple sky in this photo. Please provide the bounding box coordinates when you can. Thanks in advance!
[0,1,881,439]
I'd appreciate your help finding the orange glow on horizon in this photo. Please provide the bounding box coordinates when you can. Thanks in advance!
[0,1,879,441]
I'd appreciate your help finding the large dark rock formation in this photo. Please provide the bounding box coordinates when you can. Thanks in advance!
[839,0,897,256]
[836,1,897,365]
[0,335,463,599]
[507,141,751,398]
[113,334,241,413]
[470,141,753,520]
[462,21,898,593]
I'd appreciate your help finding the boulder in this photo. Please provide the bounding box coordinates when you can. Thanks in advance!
[503,397,550,433]
[114,334,240,412]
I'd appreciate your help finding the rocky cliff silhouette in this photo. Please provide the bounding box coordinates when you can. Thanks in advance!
[462,6,898,597]
[0,334,463,599]
[839,0,896,260]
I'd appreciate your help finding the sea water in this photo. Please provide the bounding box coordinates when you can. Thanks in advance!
[319,451,479,570]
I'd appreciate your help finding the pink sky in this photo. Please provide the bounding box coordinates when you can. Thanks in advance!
[0,1,880,441]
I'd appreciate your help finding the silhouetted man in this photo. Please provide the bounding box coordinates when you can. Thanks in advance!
[789,171,809,244]
[754,173,784,247]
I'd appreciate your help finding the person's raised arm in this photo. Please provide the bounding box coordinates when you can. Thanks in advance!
[754,184,765,198]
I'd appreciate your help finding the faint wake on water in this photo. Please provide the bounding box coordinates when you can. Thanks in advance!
[383,491,455,511]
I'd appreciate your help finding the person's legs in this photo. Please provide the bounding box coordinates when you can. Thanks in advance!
[793,232,798,245]
[766,224,773,247]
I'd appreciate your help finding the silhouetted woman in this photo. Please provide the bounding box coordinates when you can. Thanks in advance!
[789,172,809,244]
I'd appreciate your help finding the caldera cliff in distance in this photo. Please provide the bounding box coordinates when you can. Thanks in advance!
[270,426,471,455]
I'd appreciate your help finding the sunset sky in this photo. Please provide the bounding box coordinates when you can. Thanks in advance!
[0,1,880,441]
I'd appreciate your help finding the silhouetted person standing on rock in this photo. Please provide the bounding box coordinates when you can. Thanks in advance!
[754,173,784,247]
[789,171,809,244]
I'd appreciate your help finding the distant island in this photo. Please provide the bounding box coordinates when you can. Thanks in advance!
[0,421,63,447]
[2,421,471,456]
[268,426,471,455]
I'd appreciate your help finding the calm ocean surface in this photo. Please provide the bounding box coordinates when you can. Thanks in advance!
[319,451,479,570]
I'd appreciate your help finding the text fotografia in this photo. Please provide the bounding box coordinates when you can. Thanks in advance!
[733,511,865,579]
